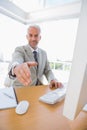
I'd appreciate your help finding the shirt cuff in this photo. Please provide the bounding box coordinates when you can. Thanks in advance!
[8,62,19,79]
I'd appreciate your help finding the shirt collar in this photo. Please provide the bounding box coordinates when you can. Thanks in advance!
[28,44,38,53]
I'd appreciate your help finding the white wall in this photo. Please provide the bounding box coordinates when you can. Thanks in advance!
[0,13,79,62]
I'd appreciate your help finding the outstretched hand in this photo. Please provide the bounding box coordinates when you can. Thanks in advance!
[13,61,37,86]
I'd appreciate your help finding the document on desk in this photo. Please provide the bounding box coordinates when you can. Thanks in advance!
[0,87,18,109]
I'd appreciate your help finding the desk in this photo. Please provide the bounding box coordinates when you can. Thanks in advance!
[0,85,87,130]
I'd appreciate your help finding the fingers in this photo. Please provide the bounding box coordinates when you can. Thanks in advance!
[49,80,63,89]
[13,62,34,86]
[49,82,55,88]
[58,82,63,88]
[27,61,37,67]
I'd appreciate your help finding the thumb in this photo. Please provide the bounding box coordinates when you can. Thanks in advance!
[27,61,37,67]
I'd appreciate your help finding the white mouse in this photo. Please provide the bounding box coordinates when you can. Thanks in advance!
[15,100,29,115]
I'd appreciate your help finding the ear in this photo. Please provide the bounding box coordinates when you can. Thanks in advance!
[39,35,41,40]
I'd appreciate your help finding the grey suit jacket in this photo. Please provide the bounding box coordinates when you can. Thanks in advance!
[8,44,56,87]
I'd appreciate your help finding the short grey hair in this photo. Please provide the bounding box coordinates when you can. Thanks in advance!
[27,24,41,34]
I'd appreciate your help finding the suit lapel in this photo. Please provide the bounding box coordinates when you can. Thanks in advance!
[24,44,33,60]
[37,49,42,73]
[24,44,37,70]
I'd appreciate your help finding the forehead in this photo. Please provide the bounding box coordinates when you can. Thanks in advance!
[28,27,40,35]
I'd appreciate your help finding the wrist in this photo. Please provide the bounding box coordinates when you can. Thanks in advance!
[8,62,19,78]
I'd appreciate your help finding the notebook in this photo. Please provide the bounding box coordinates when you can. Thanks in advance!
[0,87,18,109]
[39,83,67,104]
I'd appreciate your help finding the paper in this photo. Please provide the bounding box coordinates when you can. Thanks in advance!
[0,87,18,109]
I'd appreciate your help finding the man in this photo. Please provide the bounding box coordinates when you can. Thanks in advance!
[8,25,62,88]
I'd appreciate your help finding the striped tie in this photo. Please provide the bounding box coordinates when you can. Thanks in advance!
[33,51,38,63]
[33,51,38,85]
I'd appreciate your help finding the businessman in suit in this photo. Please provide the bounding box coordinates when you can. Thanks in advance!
[8,25,62,88]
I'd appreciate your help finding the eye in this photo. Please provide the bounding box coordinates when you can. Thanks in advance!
[35,34,38,38]
[29,34,33,37]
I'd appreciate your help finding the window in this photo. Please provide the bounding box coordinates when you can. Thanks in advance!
[0,13,79,87]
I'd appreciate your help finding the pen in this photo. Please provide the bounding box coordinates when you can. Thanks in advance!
[13,88,18,104]
[3,92,14,99]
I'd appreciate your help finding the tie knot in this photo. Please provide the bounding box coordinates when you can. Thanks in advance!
[33,51,37,54]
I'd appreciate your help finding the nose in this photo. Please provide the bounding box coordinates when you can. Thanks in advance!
[32,36,36,40]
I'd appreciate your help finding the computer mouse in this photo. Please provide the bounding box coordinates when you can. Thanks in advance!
[15,100,29,115]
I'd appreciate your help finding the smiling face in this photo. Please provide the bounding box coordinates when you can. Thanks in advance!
[26,26,41,49]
